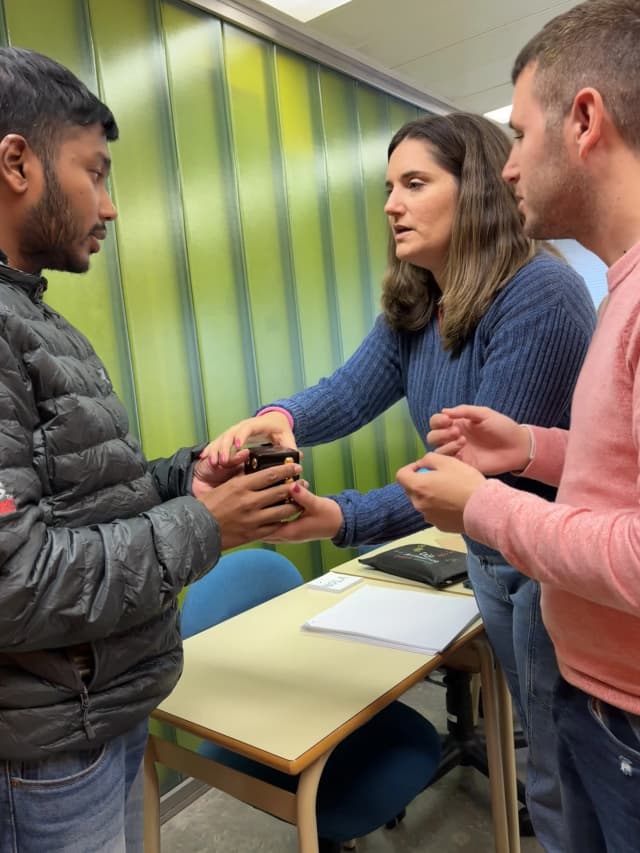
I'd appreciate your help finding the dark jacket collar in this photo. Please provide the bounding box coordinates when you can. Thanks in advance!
[0,249,48,302]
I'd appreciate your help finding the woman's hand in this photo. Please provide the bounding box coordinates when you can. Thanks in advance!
[201,412,297,465]
[427,405,532,475]
[191,452,249,498]
[263,484,344,543]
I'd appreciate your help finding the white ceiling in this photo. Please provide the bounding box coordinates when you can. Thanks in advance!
[232,0,576,116]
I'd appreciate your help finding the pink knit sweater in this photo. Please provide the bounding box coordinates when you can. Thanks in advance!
[465,240,640,713]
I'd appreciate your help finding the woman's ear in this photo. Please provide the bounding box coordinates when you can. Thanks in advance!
[0,134,34,194]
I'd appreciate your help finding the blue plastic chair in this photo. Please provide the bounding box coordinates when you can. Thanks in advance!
[181,549,442,850]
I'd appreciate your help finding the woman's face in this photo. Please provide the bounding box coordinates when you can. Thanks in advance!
[384,138,459,280]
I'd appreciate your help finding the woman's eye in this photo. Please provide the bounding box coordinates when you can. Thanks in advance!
[408,180,424,190]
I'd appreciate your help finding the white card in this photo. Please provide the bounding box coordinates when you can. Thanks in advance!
[307,572,363,593]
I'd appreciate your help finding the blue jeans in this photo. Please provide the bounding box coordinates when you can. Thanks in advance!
[466,552,562,852]
[554,678,640,853]
[0,720,147,853]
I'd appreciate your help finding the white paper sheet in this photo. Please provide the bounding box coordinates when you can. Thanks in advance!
[302,584,479,655]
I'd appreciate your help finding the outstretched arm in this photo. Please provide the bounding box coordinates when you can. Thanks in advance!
[201,411,296,466]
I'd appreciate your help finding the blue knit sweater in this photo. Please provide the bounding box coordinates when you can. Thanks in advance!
[268,252,596,556]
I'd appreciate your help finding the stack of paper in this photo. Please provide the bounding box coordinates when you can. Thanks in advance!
[302,585,479,655]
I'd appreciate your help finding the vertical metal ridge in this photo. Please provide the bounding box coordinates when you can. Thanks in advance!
[85,0,142,440]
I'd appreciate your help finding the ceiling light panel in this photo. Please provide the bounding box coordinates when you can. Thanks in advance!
[258,0,352,22]
[483,104,512,125]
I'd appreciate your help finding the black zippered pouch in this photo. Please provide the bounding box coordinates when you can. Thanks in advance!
[359,543,468,589]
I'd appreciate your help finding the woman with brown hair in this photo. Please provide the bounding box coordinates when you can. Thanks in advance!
[206,112,596,850]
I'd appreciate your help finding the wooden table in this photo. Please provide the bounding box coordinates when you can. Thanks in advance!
[144,529,520,853]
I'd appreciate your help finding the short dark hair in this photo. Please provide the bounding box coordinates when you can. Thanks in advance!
[0,46,118,158]
[512,0,640,148]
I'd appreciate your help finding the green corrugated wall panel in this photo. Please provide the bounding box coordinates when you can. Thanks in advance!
[89,0,206,458]
[274,52,336,390]
[355,84,418,482]
[223,26,298,402]
[2,0,139,431]
[160,1,255,430]
[274,49,352,571]
[388,97,421,135]
[354,84,388,310]
[318,68,384,496]
[4,0,87,62]
[223,25,320,574]
[0,0,430,577]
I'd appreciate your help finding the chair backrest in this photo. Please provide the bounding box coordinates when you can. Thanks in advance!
[180,548,304,639]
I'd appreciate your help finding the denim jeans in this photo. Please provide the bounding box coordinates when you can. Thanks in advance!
[466,552,562,852]
[554,678,640,853]
[0,719,147,853]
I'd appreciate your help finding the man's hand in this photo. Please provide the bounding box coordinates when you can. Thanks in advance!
[427,405,531,475]
[263,483,343,543]
[194,461,303,549]
[191,452,249,499]
[396,453,486,532]
[201,413,297,465]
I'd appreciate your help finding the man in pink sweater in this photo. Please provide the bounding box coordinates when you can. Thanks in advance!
[396,1,640,850]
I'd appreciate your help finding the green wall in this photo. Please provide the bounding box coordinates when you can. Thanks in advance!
[2,0,428,577]
[1,0,429,796]
[2,0,422,577]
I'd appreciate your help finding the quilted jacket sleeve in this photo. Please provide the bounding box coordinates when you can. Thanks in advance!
[147,444,206,500]
[0,335,221,653]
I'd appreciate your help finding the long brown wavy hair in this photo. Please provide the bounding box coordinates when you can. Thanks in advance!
[381,112,537,351]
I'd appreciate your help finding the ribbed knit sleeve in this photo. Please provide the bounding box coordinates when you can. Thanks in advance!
[330,484,428,546]
[265,318,428,545]
[263,253,595,549]
[521,426,570,487]
[268,316,405,444]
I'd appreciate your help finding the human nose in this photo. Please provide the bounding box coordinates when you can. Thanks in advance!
[502,150,519,185]
[100,186,118,221]
[384,186,404,215]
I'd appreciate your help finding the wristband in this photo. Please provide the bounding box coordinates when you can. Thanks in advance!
[523,425,535,464]
[513,426,535,475]
[256,406,294,430]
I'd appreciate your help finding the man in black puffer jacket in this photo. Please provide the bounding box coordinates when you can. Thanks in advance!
[0,47,301,853]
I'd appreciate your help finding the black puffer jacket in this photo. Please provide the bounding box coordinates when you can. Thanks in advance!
[0,264,220,761]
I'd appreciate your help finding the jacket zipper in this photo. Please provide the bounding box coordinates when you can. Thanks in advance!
[80,684,96,740]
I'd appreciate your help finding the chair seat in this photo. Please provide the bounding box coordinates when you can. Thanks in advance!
[199,700,441,842]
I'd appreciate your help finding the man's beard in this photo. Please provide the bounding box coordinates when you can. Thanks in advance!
[522,129,594,243]
[21,158,90,274]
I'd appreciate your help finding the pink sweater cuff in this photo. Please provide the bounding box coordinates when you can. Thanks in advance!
[463,479,507,550]
[520,425,568,487]
[256,406,294,430]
